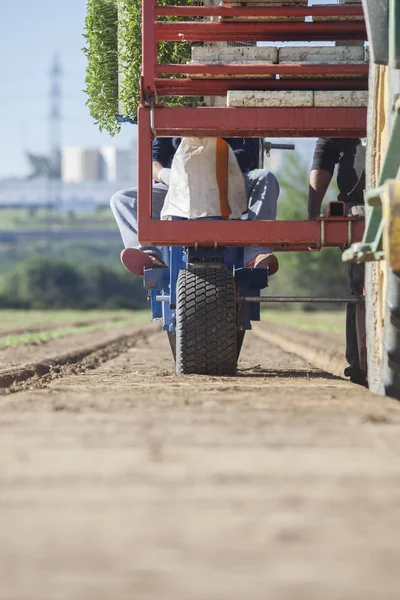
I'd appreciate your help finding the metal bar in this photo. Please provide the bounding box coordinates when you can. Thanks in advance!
[157,295,363,304]
[153,107,367,138]
[155,21,367,43]
[137,107,152,225]
[157,64,369,76]
[362,0,389,65]
[137,219,365,248]
[378,100,400,184]
[240,296,364,304]
[266,143,296,152]
[156,77,369,96]
[142,0,157,102]
[169,246,183,309]
[156,6,364,18]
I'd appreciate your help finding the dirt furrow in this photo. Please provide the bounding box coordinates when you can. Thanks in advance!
[253,320,347,378]
[0,324,159,393]
[2,328,400,600]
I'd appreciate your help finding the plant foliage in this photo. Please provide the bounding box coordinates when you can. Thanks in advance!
[84,0,200,135]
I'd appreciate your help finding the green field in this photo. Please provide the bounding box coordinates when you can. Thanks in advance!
[0,208,115,232]
[0,309,138,329]
[0,309,150,348]
[0,308,343,349]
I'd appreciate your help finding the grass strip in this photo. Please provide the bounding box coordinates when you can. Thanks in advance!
[0,309,149,330]
[0,313,150,348]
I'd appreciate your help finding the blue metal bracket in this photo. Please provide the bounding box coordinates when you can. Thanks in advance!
[145,246,185,334]
[147,245,268,336]
[144,268,168,320]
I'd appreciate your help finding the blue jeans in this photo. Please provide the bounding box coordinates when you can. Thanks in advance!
[110,169,280,265]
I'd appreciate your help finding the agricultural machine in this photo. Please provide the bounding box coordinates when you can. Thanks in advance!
[136,0,400,397]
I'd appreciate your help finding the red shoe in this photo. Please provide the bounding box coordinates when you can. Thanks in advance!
[246,253,279,276]
[121,248,167,277]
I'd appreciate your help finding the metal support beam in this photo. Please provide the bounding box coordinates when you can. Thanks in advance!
[156,6,364,18]
[361,0,389,65]
[138,218,365,249]
[155,21,367,43]
[156,78,369,97]
[379,98,400,185]
[157,295,364,304]
[137,106,153,225]
[152,107,367,138]
[157,64,369,77]
[141,0,157,103]
[239,296,364,304]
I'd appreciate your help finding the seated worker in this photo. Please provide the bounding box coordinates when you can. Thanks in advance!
[111,137,280,276]
[308,137,366,386]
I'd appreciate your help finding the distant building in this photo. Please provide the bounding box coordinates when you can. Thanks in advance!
[62,146,136,184]
[100,147,136,182]
[62,147,102,183]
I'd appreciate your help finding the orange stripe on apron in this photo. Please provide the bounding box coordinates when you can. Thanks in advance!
[216,138,231,220]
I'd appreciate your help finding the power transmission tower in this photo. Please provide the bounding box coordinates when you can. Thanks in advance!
[49,54,62,181]
[45,55,63,255]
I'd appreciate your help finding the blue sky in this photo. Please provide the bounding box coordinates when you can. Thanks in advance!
[0,0,333,178]
[0,0,133,178]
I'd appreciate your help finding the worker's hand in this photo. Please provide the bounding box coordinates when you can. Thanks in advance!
[158,168,171,187]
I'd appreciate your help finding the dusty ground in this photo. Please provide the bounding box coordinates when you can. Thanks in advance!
[1,324,400,599]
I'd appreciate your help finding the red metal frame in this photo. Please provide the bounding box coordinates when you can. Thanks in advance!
[138,1,367,250]
[138,217,365,251]
[156,6,364,18]
[155,22,367,43]
[151,107,367,138]
[156,78,368,96]
[157,63,369,77]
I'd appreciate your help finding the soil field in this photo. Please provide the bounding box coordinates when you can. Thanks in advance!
[1,317,400,599]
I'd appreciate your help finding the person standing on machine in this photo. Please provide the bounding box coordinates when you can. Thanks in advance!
[308,137,367,386]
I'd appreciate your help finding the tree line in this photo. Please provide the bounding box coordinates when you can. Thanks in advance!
[0,258,147,310]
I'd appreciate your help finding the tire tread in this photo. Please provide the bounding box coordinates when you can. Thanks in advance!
[176,268,237,376]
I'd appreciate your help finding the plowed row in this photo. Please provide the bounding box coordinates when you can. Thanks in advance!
[1,323,400,600]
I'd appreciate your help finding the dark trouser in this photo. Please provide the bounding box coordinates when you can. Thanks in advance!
[345,262,367,385]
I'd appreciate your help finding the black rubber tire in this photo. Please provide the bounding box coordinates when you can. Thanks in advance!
[176,268,237,375]
[364,64,400,399]
[366,265,400,400]
[382,269,400,399]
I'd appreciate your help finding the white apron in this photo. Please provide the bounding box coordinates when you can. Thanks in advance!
[161,137,247,220]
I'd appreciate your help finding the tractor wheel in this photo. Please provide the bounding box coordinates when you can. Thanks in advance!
[176,268,238,375]
[364,63,400,399]
[381,268,400,398]
[366,265,400,399]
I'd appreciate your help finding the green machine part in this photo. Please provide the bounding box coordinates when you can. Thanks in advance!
[343,0,400,266]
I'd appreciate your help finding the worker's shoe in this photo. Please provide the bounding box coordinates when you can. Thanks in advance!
[121,248,167,277]
[344,365,368,388]
[246,253,279,276]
